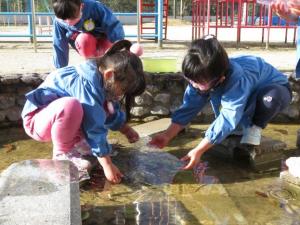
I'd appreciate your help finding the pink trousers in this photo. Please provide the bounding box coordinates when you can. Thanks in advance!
[74,33,112,58]
[23,97,84,155]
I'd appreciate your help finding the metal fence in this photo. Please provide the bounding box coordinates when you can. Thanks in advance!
[0,0,165,47]
[192,0,298,46]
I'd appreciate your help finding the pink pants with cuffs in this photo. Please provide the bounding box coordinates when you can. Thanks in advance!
[23,97,84,156]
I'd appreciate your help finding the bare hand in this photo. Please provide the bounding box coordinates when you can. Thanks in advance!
[287,0,300,16]
[271,0,291,20]
[103,163,123,184]
[120,124,139,143]
[180,148,202,170]
[149,133,170,148]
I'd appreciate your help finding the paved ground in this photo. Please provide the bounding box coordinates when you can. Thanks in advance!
[0,23,298,75]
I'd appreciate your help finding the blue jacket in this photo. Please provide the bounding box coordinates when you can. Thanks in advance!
[53,0,125,68]
[22,60,126,157]
[172,55,289,144]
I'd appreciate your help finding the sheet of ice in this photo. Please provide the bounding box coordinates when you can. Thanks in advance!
[125,137,183,185]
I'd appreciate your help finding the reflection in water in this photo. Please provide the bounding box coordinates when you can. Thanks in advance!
[82,188,189,225]
[193,161,219,184]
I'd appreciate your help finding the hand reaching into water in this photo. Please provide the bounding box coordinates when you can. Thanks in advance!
[119,124,139,143]
[149,132,170,148]
[180,148,203,170]
[98,156,123,184]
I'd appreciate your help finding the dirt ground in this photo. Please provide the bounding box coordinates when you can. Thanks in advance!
[0,20,298,75]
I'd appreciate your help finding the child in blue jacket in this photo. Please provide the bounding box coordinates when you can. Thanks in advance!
[52,0,124,68]
[22,40,145,184]
[150,35,292,170]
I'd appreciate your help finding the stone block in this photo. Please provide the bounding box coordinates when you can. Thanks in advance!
[280,171,300,187]
[0,160,82,225]
[209,136,287,171]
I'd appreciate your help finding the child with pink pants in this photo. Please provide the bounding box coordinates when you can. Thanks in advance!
[22,40,145,184]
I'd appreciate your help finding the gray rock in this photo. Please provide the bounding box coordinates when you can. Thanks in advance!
[0,159,82,225]
[0,95,15,110]
[0,110,6,122]
[5,106,22,122]
[134,92,153,106]
[20,74,43,85]
[210,135,288,171]
[291,91,299,104]
[150,106,169,115]
[0,74,21,84]
[146,84,159,94]
[154,93,171,105]
[131,106,150,117]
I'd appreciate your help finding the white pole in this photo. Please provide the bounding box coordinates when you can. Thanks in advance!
[180,0,183,19]
[157,0,163,47]
[137,0,141,43]
[31,0,37,52]
[173,0,176,19]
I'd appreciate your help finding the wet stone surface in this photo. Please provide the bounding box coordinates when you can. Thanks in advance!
[210,135,290,172]
[0,160,81,225]
[0,124,300,224]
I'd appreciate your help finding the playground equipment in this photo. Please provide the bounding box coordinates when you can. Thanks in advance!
[192,0,298,47]
[0,0,166,48]
[140,0,169,40]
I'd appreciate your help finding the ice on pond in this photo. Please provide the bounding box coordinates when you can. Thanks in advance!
[125,137,184,185]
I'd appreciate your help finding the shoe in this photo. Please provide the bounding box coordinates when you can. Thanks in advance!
[240,125,262,145]
[53,139,94,183]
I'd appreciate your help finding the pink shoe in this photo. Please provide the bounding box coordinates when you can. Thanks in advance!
[53,139,95,182]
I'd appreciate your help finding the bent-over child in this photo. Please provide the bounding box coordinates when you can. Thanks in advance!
[150,35,292,170]
[22,40,145,184]
[52,0,124,68]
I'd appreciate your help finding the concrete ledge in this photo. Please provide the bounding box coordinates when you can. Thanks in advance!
[0,159,81,225]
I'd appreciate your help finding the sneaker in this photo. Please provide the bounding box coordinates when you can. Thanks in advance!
[53,139,95,183]
[240,125,262,145]
[54,152,92,182]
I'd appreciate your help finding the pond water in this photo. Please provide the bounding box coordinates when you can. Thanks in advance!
[0,123,299,224]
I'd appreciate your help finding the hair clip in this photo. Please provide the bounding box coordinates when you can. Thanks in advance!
[203,34,216,40]
[130,43,144,57]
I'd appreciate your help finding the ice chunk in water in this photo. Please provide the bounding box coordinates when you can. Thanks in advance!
[125,137,183,185]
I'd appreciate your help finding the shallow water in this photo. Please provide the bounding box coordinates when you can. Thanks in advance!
[0,124,300,224]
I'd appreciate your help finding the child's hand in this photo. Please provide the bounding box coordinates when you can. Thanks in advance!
[98,156,123,184]
[120,124,139,143]
[149,133,170,149]
[180,148,202,170]
[271,0,291,19]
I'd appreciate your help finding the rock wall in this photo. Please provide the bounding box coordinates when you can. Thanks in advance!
[0,72,299,127]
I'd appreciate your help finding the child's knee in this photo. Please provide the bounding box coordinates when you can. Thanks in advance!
[257,85,290,111]
[63,97,83,117]
[75,33,97,58]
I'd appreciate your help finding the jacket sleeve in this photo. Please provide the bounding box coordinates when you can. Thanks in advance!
[53,19,69,68]
[105,102,126,131]
[65,76,112,157]
[205,76,252,144]
[94,2,125,42]
[172,84,209,126]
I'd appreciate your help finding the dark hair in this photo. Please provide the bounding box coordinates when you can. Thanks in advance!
[96,40,146,121]
[182,35,229,83]
[52,0,81,20]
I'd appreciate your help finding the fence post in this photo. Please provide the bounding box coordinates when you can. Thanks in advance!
[157,0,163,47]
[31,0,37,52]
[237,0,242,47]
[137,0,141,43]
[266,5,271,49]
